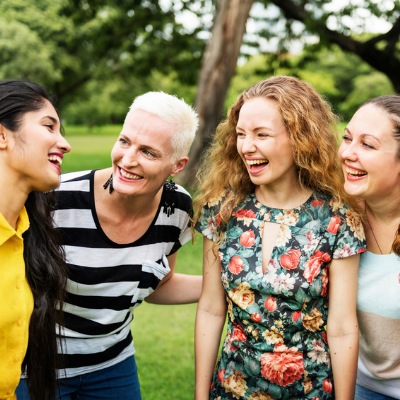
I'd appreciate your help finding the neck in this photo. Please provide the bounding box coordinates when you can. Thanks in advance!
[255,179,312,209]
[363,194,400,224]
[0,172,28,229]
[362,196,400,255]
[95,168,163,220]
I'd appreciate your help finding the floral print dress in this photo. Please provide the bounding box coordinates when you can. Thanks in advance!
[195,191,366,400]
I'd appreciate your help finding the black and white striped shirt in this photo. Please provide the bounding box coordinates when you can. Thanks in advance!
[54,170,192,378]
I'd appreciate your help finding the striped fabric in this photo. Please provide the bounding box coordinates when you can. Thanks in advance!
[54,170,192,378]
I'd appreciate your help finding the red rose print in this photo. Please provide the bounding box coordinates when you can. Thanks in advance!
[229,256,244,274]
[311,199,323,208]
[327,216,341,234]
[210,382,213,391]
[229,323,247,351]
[303,250,331,284]
[215,213,221,226]
[264,296,277,312]
[218,369,226,383]
[321,268,329,296]
[321,332,328,344]
[260,345,304,386]
[280,249,301,270]
[312,398,320,400]
[323,378,332,393]
[251,313,262,322]
[233,209,257,219]
[240,230,256,247]
[292,311,301,322]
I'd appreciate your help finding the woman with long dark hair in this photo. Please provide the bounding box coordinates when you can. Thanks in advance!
[339,95,400,400]
[0,79,70,400]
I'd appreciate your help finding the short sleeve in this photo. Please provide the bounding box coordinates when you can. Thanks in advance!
[332,207,367,259]
[194,197,224,243]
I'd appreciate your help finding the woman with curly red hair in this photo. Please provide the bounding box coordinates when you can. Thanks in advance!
[193,76,366,399]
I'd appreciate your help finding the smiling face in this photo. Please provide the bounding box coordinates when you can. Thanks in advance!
[236,96,297,191]
[110,109,188,197]
[4,100,71,192]
[338,104,400,202]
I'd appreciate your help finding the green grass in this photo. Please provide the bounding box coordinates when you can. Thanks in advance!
[64,124,123,136]
[133,237,203,400]
[62,135,116,173]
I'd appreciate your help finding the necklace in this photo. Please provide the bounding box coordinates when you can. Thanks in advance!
[364,203,383,255]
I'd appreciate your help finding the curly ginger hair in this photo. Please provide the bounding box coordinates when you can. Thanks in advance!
[193,75,356,240]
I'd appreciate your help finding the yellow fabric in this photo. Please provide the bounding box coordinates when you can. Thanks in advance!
[0,208,33,400]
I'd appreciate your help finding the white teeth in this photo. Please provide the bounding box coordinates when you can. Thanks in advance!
[346,167,367,176]
[120,168,141,180]
[48,155,62,165]
[247,159,269,165]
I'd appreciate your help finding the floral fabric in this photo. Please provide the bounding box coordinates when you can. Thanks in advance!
[195,191,366,400]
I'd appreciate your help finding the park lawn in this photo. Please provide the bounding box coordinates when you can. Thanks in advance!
[133,236,203,400]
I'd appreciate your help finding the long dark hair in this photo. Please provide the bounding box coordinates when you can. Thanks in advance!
[361,95,400,256]
[0,80,68,400]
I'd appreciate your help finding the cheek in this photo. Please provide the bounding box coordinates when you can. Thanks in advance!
[110,145,122,163]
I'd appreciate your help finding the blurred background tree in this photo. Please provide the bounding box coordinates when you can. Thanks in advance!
[0,0,398,183]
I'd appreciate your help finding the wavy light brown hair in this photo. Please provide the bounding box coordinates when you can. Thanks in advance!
[193,75,355,241]
[361,95,400,255]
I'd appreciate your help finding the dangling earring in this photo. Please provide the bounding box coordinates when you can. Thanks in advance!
[103,174,114,194]
[163,177,177,217]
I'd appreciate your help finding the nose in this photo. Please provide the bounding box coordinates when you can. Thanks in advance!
[241,135,257,154]
[123,147,139,167]
[338,140,357,162]
[58,134,71,154]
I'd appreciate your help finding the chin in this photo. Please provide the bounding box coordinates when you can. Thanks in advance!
[343,182,366,198]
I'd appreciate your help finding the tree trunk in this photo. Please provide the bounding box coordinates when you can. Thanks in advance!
[176,0,255,187]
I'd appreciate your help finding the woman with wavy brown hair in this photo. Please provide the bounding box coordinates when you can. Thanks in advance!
[338,95,400,400]
[193,76,366,399]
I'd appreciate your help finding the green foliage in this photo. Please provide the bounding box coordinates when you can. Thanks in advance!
[226,45,394,121]
[0,0,205,124]
[341,72,394,117]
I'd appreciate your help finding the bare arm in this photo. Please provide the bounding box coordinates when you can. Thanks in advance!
[145,251,202,305]
[194,237,227,400]
[327,254,360,400]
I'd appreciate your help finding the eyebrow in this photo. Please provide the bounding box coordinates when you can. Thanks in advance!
[41,116,59,124]
[345,127,381,142]
[236,126,274,132]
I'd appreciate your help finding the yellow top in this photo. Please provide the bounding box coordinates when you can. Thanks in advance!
[0,208,33,400]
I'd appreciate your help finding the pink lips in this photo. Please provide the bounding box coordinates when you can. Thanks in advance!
[48,152,64,173]
[117,166,143,182]
[344,164,367,181]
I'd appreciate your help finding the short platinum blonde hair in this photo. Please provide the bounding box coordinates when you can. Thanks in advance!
[129,91,198,162]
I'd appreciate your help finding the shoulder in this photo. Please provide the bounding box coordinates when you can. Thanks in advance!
[164,182,192,213]
[58,170,93,192]
[61,170,93,183]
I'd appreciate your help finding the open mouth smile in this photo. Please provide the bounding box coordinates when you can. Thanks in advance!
[118,166,143,181]
[48,153,63,173]
[346,166,367,179]
[246,159,269,173]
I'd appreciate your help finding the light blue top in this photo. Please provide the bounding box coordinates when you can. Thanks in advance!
[356,251,400,399]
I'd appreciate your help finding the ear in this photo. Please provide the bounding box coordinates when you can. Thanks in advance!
[170,156,189,177]
[0,124,9,150]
